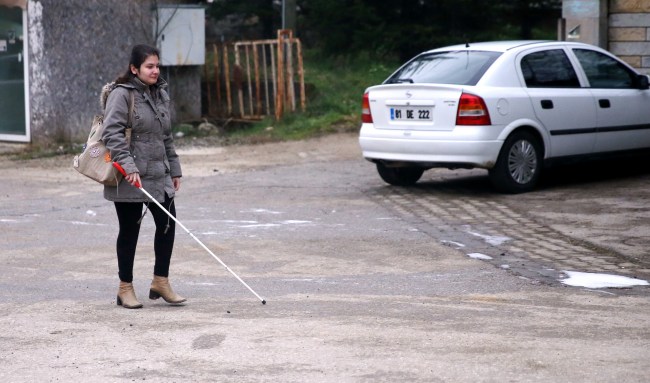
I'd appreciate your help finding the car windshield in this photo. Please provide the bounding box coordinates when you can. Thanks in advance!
[385,50,502,86]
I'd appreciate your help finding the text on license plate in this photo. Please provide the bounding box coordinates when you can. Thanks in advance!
[390,107,432,121]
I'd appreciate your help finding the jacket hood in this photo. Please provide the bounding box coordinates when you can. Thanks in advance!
[99,77,168,110]
[100,82,119,110]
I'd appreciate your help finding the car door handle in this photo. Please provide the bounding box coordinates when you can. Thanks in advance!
[540,100,553,109]
[599,99,611,108]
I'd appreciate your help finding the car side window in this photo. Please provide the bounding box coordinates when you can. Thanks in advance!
[572,49,636,89]
[520,49,580,88]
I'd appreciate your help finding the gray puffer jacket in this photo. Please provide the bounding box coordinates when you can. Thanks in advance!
[101,77,182,203]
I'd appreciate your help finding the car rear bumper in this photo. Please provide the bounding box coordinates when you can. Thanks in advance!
[359,124,503,169]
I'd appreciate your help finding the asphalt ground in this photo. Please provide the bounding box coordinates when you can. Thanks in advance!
[0,133,649,382]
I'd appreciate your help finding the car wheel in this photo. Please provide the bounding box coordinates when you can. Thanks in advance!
[489,131,542,193]
[376,162,424,186]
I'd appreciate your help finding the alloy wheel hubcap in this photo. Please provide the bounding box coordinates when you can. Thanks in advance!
[507,140,537,184]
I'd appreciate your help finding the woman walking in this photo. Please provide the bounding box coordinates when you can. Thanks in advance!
[102,44,186,309]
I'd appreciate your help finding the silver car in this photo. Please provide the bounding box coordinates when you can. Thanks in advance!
[359,41,650,193]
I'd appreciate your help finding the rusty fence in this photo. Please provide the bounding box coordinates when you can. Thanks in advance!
[204,30,305,121]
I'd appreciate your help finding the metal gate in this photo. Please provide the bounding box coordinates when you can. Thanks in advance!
[204,29,305,121]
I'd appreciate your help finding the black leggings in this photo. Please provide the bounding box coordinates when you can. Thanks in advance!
[114,194,176,283]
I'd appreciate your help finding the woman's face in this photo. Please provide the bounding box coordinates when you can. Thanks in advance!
[131,54,160,86]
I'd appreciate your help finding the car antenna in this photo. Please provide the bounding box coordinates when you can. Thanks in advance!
[465,42,470,48]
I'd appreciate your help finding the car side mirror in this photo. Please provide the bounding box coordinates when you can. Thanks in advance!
[637,74,649,90]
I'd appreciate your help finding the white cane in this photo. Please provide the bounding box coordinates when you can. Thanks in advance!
[113,162,266,305]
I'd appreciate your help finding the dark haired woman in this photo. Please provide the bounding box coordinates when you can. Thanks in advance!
[102,44,186,309]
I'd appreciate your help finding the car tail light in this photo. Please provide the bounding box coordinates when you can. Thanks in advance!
[361,92,373,123]
[456,93,491,125]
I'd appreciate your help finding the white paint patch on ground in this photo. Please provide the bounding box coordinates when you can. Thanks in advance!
[560,271,649,288]
[464,226,511,246]
[69,221,108,226]
[237,223,282,228]
[200,219,316,233]
[214,220,258,224]
[467,253,493,260]
[186,282,220,286]
[241,208,282,215]
[235,220,313,228]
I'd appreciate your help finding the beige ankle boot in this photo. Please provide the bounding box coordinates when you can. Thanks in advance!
[117,281,143,309]
[149,275,186,304]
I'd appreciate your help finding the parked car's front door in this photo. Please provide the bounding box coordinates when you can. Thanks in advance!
[572,48,650,153]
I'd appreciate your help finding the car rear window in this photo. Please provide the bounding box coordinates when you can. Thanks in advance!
[385,51,501,86]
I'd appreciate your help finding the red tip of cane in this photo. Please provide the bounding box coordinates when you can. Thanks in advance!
[113,162,141,188]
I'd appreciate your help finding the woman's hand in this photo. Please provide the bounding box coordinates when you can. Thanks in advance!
[125,172,141,187]
[172,177,181,191]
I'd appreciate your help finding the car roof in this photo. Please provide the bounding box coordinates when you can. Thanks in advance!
[422,40,597,54]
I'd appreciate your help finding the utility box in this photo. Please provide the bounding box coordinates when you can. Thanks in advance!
[154,5,205,66]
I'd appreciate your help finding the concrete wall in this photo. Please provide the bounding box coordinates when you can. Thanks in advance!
[562,0,608,47]
[26,0,202,145]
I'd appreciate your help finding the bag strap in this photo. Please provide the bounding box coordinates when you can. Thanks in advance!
[124,90,135,144]
[127,90,135,128]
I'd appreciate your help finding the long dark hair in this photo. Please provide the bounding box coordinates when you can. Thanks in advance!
[115,44,160,84]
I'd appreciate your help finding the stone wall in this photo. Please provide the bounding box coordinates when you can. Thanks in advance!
[608,0,650,74]
[26,0,202,145]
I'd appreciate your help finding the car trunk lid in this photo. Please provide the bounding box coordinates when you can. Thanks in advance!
[366,84,464,131]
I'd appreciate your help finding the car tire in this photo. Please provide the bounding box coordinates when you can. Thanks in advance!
[376,163,424,186]
[489,131,543,193]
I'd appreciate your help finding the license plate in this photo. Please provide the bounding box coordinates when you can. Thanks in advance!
[390,107,432,121]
